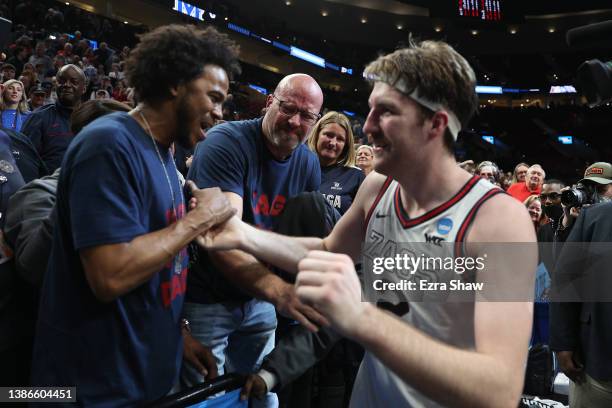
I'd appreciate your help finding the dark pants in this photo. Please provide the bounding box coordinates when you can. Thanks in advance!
[0,336,33,386]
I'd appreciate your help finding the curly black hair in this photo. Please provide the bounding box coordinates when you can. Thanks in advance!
[125,24,241,104]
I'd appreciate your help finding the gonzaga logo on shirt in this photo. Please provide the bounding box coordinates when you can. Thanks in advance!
[323,193,342,209]
[331,182,343,191]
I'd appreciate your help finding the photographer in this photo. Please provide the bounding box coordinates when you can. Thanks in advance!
[550,200,612,407]
[556,162,612,244]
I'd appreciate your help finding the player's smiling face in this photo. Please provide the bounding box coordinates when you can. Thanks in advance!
[363,82,428,177]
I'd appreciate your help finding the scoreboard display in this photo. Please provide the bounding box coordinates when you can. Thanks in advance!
[458,0,502,22]
[431,1,522,23]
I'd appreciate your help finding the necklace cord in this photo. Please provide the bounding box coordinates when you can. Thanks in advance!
[139,110,185,275]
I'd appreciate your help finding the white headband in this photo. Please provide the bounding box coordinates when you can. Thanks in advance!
[407,90,462,141]
[366,73,462,140]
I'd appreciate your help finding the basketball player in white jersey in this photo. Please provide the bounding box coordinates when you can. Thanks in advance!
[200,40,537,407]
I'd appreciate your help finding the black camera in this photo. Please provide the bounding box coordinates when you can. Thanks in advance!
[561,183,599,208]
[567,20,612,107]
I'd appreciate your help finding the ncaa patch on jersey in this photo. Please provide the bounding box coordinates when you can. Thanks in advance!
[437,218,453,235]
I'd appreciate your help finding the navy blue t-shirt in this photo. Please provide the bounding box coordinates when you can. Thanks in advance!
[186,118,320,303]
[320,164,365,215]
[31,112,189,407]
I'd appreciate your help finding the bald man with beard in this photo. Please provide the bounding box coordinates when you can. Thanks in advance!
[182,74,327,408]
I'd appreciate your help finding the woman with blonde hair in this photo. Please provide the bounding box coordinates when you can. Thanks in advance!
[308,110,365,215]
[0,79,31,131]
[523,194,543,231]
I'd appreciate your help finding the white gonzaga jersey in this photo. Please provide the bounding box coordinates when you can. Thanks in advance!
[351,175,503,408]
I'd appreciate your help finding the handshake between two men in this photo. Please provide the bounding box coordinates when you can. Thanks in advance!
[187,182,364,400]
[189,180,358,336]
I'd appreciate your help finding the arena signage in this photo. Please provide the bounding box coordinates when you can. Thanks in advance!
[172,0,205,22]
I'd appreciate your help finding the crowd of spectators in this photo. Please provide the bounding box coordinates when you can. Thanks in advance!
[0,0,609,186]
[0,0,142,114]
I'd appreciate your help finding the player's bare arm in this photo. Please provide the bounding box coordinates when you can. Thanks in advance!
[202,171,388,270]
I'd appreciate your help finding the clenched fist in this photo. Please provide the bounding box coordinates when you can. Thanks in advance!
[296,251,366,338]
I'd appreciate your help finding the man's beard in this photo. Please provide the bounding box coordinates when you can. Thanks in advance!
[270,128,300,151]
[543,204,563,222]
[594,192,612,204]
[58,93,76,107]
[175,96,194,149]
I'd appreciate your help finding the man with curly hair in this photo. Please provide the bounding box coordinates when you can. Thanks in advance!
[30,25,240,406]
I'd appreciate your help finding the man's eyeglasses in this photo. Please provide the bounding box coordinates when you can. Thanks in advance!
[273,95,321,125]
[539,192,560,201]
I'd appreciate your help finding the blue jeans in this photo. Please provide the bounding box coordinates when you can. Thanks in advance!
[180,299,278,408]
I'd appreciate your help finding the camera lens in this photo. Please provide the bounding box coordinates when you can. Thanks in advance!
[561,188,587,207]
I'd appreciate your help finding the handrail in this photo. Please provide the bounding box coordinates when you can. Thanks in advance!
[145,373,246,408]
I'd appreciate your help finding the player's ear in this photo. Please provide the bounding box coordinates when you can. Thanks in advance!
[429,111,449,138]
